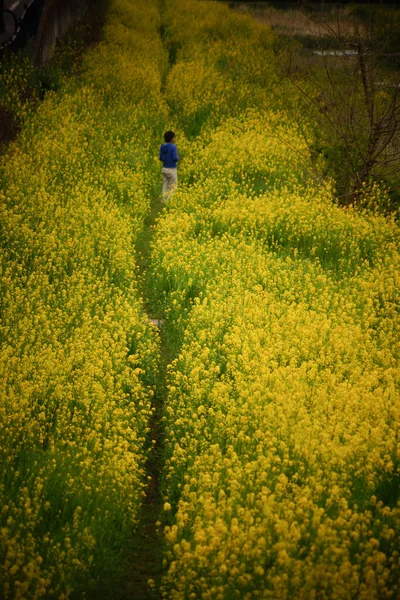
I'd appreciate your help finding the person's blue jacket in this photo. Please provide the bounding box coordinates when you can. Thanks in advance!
[159,142,178,168]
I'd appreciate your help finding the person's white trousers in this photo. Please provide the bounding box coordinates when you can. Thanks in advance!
[162,167,177,200]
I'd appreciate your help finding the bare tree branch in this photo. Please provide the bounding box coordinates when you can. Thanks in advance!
[289,2,400,204]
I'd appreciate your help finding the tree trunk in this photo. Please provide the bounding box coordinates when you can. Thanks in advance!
[0,0,6,34]
[34,0,89,65]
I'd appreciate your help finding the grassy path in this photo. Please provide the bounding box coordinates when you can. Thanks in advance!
[120,4,181,594]
[120,190,168,599]
[116,1,173,591]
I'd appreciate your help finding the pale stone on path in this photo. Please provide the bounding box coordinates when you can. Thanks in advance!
[149,318,163,328]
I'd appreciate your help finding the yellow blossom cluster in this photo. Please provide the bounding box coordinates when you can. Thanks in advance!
[152,1,400,598]
[157,161,400,600]
[163,0,288,135]
[0,0,165,597]
[0,53,39,126]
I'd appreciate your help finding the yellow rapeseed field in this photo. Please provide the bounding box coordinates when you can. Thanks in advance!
[1,0,399,597]
[0,0,166,596]
[152,1,400,599]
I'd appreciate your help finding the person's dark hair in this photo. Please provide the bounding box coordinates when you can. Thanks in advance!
[164,130,175,143]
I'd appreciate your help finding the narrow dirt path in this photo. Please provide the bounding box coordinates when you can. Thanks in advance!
[118,3,174,595]
[119,189,167,600]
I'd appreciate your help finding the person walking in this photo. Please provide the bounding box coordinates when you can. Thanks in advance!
[159,131,178,202]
